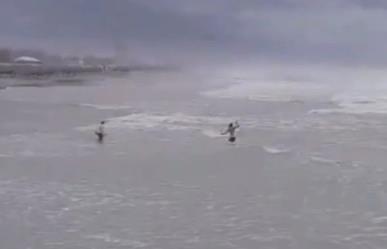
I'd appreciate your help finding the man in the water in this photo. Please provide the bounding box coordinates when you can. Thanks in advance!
[222,121,239,142]
[95,121,106,142]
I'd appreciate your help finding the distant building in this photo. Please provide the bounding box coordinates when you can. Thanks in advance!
[12,49,46,61]
[14,56,42,65]
[83,55,114,67]
[65,56,85,67]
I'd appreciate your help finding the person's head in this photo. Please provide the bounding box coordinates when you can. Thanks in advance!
[101,121,105,125]
[229,123,233,128]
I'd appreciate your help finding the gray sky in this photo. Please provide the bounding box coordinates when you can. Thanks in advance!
[1,0,387,65]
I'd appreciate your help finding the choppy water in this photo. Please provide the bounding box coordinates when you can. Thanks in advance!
[2,69,387,249]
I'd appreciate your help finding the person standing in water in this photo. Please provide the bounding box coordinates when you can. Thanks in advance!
[95,121,106,143]
[222,121,240,142]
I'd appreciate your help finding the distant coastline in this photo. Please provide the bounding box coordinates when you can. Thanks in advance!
[0,63,129,78]
[0,47,175,82]
[0,63,177,78]
[0,63,176,90]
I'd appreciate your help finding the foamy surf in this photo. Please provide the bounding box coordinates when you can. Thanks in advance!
[0,153,12,158]
[202,81,330,102]
[262,146,290,154]
[310,96,387,115]
[310,156,338,165]
[200,129,224,138]
[79,103,133,110]
[309,81,387,115]
[78,112,258,138]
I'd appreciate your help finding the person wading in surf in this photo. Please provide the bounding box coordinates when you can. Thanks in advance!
[222,121,240,143]
[95,121,106,143]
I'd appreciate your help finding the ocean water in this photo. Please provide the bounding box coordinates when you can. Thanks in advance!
[1,68,387,249]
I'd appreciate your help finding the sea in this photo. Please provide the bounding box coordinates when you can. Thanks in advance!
[1,65,387,249]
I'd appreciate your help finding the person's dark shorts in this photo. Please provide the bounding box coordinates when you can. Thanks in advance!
[228,136,236,142]
[95,132,104,140]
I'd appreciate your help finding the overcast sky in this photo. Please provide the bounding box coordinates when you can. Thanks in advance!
[1,0,387,65]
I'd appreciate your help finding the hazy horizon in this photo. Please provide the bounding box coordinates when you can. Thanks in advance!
[2,0,387,67]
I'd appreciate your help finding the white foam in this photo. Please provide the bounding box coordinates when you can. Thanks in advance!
[310,156,338,165]
[0,153,12,158]
[312,94,387,115]
[201,129,224,138]
[79,103,132,110]
[202,81,330,102]
[372,216,387,225]
[309,78,387,115]
[79,112,257,138]
[206,67,387,115]
[263,146,290,154]
[84,232,149,247]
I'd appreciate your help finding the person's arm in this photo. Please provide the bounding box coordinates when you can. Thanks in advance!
[234,121,240,129]
[221,128,229,135]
